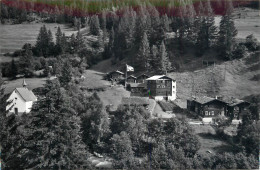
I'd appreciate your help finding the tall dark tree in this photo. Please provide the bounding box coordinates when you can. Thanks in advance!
[19,44,34,77]
[10,59,18,79]
[111,131,136,169]
[59,59,73,87]
[217,4,237,60]
[196,0,217,56]
[135,32,150,71]
[149,45,160,71]
[35,25,54,57]
[81,93,110,152]
[20,79,88,169]
[159,41,171,74]
[89,15,100,36]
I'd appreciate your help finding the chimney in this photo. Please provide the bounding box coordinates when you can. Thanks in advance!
[22,79,27,88]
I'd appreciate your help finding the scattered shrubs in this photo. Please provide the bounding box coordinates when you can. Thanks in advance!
[245,34,260,51]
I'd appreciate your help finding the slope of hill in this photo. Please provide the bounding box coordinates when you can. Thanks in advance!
[168,52,260,108]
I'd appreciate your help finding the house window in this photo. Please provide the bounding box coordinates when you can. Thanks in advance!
[161,85,165,88]
[211,111,214,116]
[205,111,208,115]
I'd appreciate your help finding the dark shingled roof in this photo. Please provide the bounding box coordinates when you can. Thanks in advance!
[121,97,150,106]
[191,96,227,105]
[191,96,215,104]
[127,75,137,79]
[221,97,250,106]
[15,88,37,102]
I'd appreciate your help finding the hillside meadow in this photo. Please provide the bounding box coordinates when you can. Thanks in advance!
[0,23,77,62]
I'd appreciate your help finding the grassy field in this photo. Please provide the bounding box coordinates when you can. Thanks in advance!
[168,52,260,108]
[191,124,237,155]
[0,23,77,62]
[233,7,260,41]
[80,69,130,111]
[3,77,46,94]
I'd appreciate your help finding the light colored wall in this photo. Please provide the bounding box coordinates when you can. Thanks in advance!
[26,101,34,113]
[171,81,176,100]
[6,90,27,113]
[152,80,176,101]
[202,117,213,124]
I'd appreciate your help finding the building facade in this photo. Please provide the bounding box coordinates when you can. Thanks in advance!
[126,75,137,83]
[146,75,176,101]
[136,74,149,83]
[6,80,37,115]
[107,70,125,83]
[187,96,250,123]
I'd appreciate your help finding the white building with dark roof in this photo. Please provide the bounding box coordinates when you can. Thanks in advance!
[146,75,176,101]
[6,79,37,115]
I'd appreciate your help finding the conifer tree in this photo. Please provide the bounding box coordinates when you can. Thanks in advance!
[111,131,135,169]
[70,33,77,53]
[159,41,171,74]
[149,45,160,71]
[136,32,150,71]
[195,0,217,56]
[162,14,170,32]
[100,11,107,30]
[19,44,34,77]
[0,73,29,169]
[217,2,237,60]
[10,59,17,79]
[55,26,62,46]
[76,31,85,51]
[90,15,100,36]
[20,79,87,169]
[35,25,54,57]
[59,59,73,87]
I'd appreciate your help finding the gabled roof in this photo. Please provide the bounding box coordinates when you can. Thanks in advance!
[127,75,137,79]
[121,97,150,106]
[136,74,149,79]
[191,96,227,105]
[146,75,175,81]
[109,70,124,75]
[15,88,37,102]
[221,97,250,107]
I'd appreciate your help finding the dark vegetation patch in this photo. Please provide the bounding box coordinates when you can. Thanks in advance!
[247,62,260,72]
[250,74,260,81]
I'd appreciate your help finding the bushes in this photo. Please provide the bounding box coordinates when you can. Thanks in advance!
[245,34,260,51]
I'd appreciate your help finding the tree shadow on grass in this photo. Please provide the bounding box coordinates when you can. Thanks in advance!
[213,144,240,154]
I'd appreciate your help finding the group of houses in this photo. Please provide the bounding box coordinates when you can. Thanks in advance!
[5,74,250,125]
[106,70,177,101]
[187,96,250,123]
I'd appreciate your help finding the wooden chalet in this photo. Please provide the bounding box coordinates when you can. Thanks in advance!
[128,83,147,96]
[146,75,176,101]
[126,75,137,83]
[222,97,250,120]
[187,96,228,123]
[187,96,251,123]
[136,74,149,83]
[107,70,125,82]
